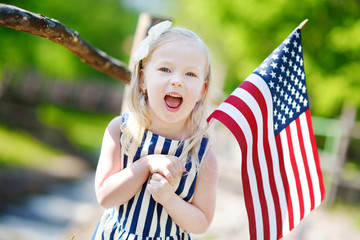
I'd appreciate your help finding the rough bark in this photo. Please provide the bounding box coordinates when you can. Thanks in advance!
[0,4,131,83]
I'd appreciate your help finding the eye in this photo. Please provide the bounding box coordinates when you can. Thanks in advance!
[186,72,197,77]
[159,67,170,73]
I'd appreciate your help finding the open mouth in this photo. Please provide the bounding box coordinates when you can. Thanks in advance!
[164,93,183,110]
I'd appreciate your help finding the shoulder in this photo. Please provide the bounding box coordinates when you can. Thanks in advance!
[103,113,130,143]
[202,147,217,170]
[106,115,122,134]
[198,147,218,179]
[106,113,130,133]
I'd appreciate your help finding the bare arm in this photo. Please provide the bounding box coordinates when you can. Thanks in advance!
[148,148,218,234]
[94,116,149,208]
[95,116,184,209]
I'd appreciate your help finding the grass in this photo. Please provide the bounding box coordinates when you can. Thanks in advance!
[332,199,360,230]
[0,104,116,169]
[37,104,116,156]
[0,124,61,168]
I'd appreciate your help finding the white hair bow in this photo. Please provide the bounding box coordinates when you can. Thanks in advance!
[131,20,172,66]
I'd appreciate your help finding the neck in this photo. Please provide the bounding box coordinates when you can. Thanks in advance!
[149,120,190,140]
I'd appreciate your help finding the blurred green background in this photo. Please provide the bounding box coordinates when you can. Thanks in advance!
[0,0,138,168]
[1,0,359,170]
[1,0,360,117]
[0,0,360,239]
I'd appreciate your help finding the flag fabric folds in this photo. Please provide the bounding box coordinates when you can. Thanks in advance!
[207,27,325,240]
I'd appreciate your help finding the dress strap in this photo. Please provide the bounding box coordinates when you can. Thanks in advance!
[120,112,130,132]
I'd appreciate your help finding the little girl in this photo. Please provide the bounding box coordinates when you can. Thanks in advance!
[92,21,218,240]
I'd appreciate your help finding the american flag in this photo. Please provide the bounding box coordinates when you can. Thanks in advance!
[207,27,325,239]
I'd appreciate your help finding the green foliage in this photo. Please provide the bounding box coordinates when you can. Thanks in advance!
[2,0,360,117]
[0,124,60,167]
[1,1,131,168]
[332,199,360,229]
[37,104,115,156]
[0,101,115,170]
[0,0,138,81]
[173,0,360,118]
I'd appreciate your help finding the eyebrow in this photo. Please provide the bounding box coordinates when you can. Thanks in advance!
[156,60,201,70]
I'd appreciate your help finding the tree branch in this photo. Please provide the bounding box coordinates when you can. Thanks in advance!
[0,4,131,83]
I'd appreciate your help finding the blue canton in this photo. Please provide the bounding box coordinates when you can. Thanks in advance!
[253,28,309,136]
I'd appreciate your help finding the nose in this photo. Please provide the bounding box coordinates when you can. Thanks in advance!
[170,73,183,87]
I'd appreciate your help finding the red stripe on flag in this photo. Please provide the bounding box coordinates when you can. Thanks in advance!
[208,109,258,239]
[207,110,243,147]
[206,27,327,239]
[295,116,315,210]
[285,127,305,220]
[275,134,294,233]
[225,94,270,240]
[240,81,283,238]
[305,110,326,201]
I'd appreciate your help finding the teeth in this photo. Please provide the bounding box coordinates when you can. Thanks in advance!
[168,94,181,98]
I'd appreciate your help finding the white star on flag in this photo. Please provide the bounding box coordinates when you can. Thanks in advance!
[207,24,325,240]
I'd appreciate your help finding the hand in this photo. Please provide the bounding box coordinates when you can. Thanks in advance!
[147,173,174,204]
[146,154,185,185]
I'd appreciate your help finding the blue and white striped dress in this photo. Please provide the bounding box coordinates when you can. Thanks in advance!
[92,115,210,240]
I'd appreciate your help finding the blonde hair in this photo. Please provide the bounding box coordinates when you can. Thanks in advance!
[121,26,212,162]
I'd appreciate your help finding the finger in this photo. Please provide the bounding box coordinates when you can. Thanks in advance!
[149,178,159,186]
[170,166,177,175]
[175,158,183,171]
[147,183,156,194]
[152,172,171,185]
[178,161,185,173]
[148,177,162,189]
[151,173,163,181]
[169,163,177,174]
[170,166,182,179]
[173,165,184,178]
[163,169,175,184]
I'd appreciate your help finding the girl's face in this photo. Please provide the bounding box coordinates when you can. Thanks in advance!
[140,39,208,138]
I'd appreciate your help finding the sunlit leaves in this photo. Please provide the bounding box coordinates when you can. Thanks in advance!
[174,0,360,117]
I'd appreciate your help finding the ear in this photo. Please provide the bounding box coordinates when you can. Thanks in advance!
[202,81,208,95]
[199,81,208,102]
[139,69,146,92]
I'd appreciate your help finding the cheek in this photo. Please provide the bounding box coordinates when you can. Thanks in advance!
[185,87,203,108]
[146,85,163,106]
[193,81,207,102]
